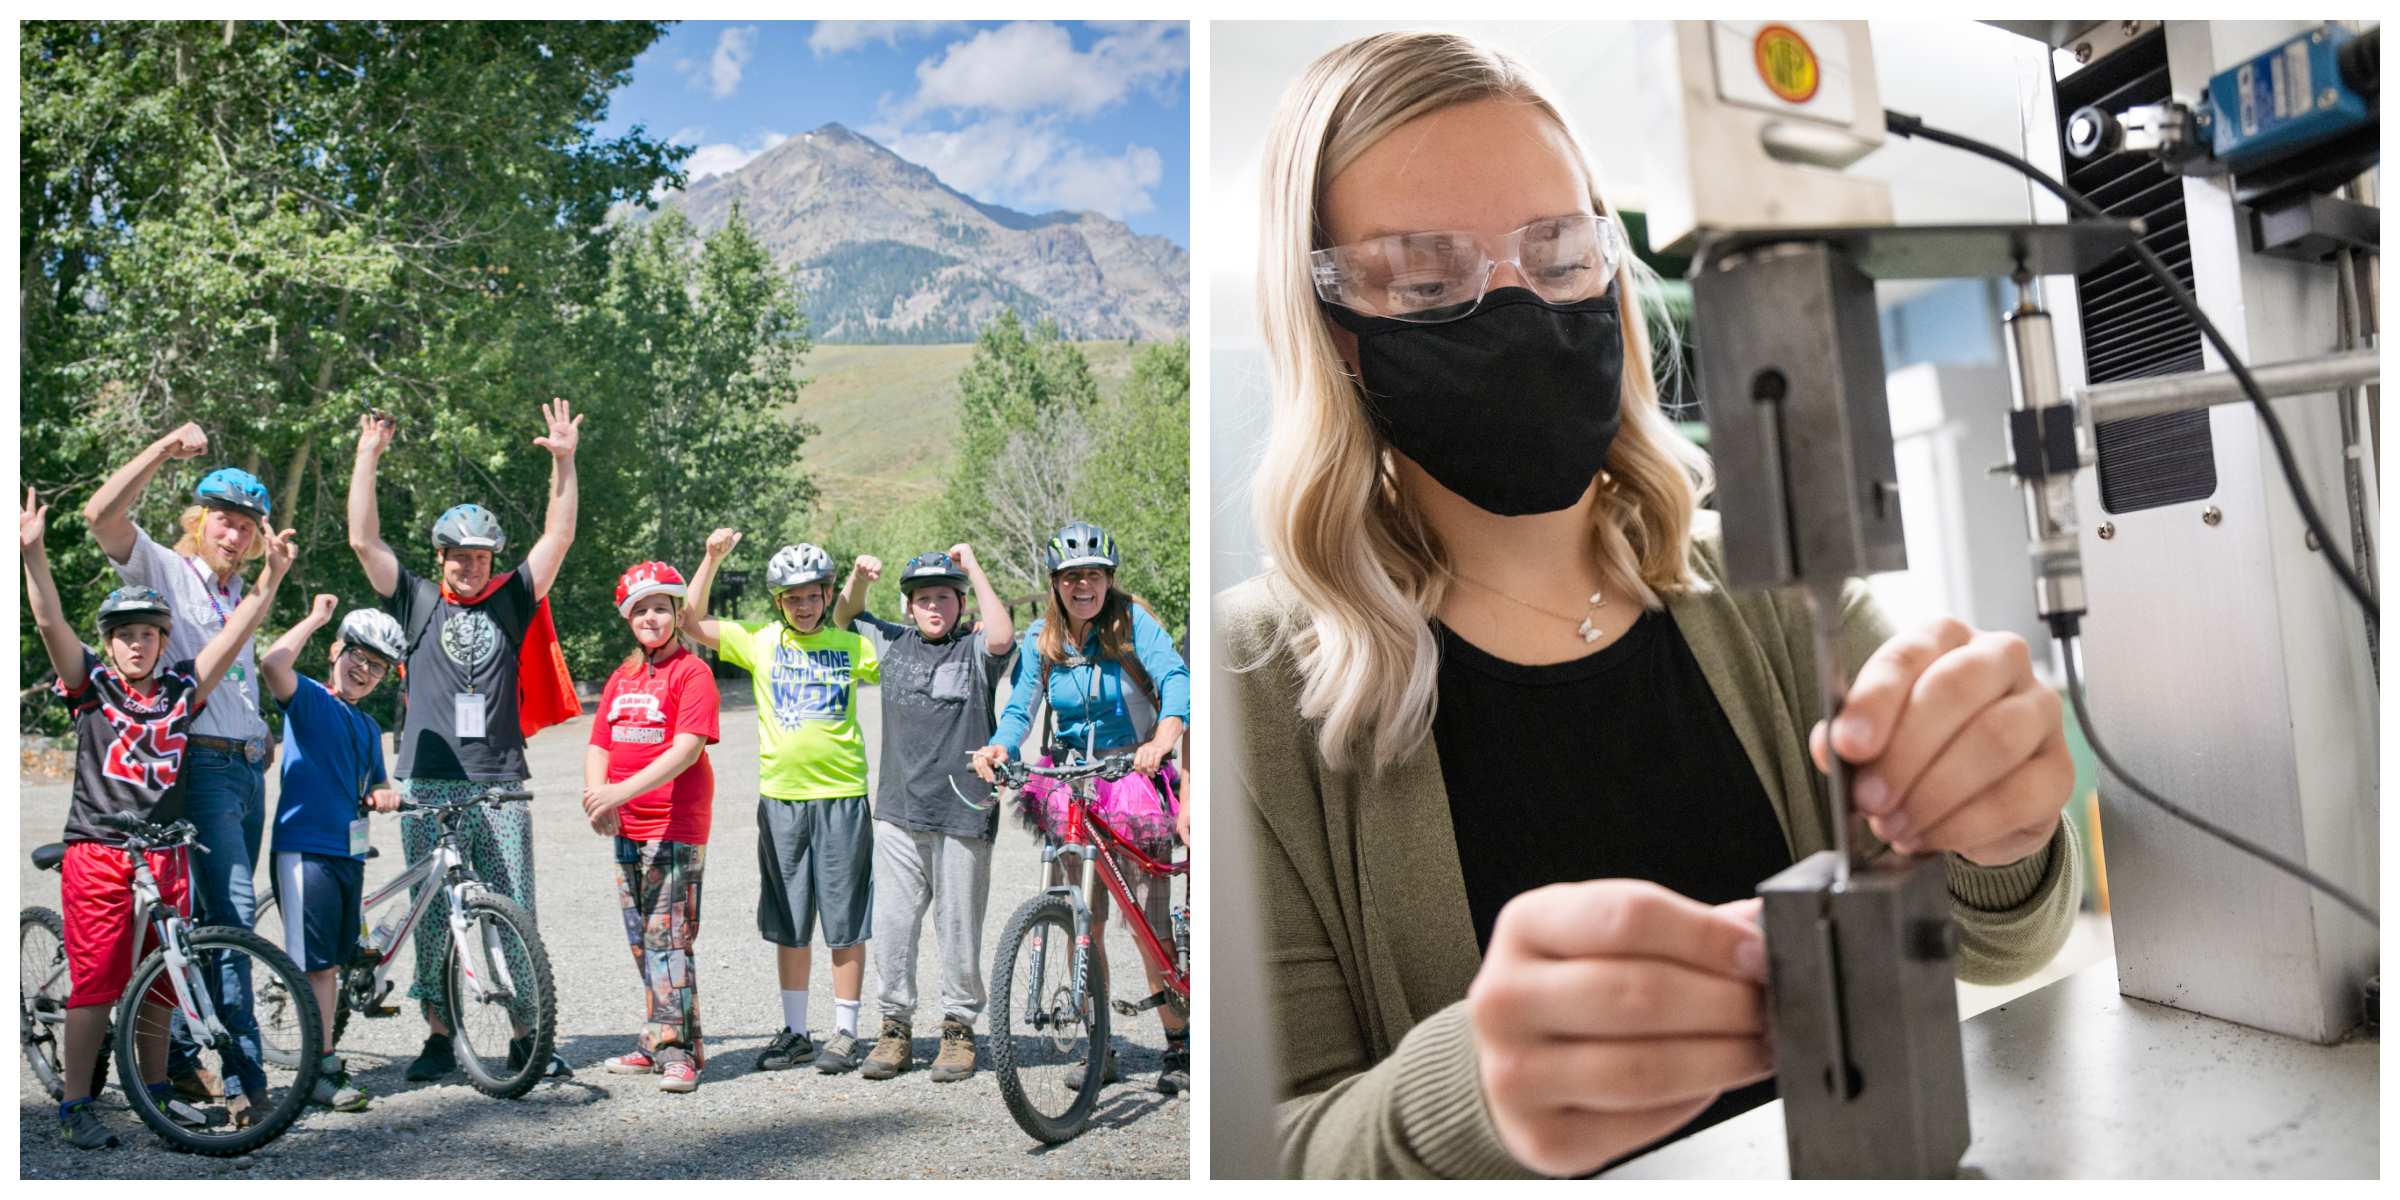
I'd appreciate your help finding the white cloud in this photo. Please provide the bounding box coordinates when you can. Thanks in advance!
[809,21,971,56]
[678,130,788,187]
[874,117,1162,219]
[706,26,757,99]
[896,21,1185,120]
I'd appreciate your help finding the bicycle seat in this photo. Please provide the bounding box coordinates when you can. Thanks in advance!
[363,846,379,859]
[31,843,65,873]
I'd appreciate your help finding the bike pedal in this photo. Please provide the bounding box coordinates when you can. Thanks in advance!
[364,1004,401,1018]
[1111,989,1171,1017]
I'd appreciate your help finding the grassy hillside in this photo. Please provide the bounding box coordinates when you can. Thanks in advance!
[791,339,1147,513]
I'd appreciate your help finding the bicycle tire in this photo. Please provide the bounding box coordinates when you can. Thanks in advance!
[250,892,352,1066]
[990,892,1109,1144]
[21,906,111,1101]
[116,926,322,1156]
[443,891,556,1100]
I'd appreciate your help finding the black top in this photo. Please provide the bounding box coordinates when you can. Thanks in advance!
[384,564,537,781]
[851,613,1016,840]
[1432,606,1793,1159]
[60,650,202,845]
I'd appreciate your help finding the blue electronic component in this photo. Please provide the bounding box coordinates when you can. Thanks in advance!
[2205,26,2374,173]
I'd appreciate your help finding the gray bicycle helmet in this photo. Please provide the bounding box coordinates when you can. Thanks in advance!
[1043,522,1120,574]
[899,551,969,595]
[96,586,175,635]
[766,543,836,592]
[432,503,506,554]
[335,609,407,663]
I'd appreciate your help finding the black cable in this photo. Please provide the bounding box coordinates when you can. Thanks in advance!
[2058,627,2377,928]
[1887,109,2380,622]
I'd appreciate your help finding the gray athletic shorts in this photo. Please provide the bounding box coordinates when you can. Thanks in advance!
[756,795,874,949]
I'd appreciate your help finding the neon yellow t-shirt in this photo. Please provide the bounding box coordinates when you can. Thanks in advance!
[715,619,881,801]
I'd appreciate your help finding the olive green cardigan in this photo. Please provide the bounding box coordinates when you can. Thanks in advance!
[1217,523,2081,1179]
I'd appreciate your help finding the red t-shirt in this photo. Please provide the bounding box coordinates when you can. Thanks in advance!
[589,646,719,844]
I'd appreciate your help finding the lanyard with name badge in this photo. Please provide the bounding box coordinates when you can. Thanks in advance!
[181,554,250,688]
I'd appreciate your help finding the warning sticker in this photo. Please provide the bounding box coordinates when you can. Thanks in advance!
[1754,25,1821,104]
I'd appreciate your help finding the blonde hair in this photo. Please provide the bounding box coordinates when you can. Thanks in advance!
[172,505,267,569]
[1253,31,1713,771]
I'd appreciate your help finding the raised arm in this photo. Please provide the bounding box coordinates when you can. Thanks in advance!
[21,489,89,693]
[952,543,1014,655]
[348,410,401,597]
[833,555,881,629]
[680,528,742,649]
[83,423,209,567]
[260,593,338,705]
[198,527,293,701]
[521,397,583,601]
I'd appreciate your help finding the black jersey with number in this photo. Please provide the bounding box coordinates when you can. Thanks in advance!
[59,649,205,845]
[384,564,536,781]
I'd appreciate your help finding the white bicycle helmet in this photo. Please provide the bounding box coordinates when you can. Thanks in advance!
[336,609,408,663]
[766,543,836,592]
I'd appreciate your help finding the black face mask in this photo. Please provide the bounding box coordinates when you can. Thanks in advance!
[1327,287,1624,517]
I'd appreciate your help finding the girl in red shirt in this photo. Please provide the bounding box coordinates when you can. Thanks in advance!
[583,562,720,1092]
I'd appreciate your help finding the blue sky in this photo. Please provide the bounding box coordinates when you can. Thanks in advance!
[591,20,1190,247]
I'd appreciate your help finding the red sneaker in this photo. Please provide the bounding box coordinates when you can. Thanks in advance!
[604,1050,657,1075]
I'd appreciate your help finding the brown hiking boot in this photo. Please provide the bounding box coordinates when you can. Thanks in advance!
[929,1018,978,1083]
[859,1017,912,1080]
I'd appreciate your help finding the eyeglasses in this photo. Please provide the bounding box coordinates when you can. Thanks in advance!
[1310,213,1623,324]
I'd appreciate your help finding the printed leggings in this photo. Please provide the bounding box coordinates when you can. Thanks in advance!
[615,838,705,1063]
[398,778,539,1028]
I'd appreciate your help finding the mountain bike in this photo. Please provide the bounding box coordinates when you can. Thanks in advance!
[249,784,558,1099]
[22,815,321,1155]
[981,753,1191,1144]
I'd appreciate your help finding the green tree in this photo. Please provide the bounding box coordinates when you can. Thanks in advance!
[20,20,681,729]
[939,309,1102,597]
[1085,338,1191,633]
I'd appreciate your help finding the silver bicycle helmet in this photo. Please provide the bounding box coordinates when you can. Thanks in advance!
[335,609,408,663]
[1043,522,1120,574]
[766,543,836,592]
[432,503,507,554]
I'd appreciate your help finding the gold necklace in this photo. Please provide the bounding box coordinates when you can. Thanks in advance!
[1451,576,1613,644]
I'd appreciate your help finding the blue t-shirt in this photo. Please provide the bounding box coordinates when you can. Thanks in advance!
[273,674,388,859]
[989,607,1191,758]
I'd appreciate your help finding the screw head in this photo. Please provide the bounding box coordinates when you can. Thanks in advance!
[2305,529,2322,551]
[2202,506,2223,526]
[2121,21,2141,37]
[2074,42,2094,64]
[2098,521,2116,540]
[2320,88,2339,109]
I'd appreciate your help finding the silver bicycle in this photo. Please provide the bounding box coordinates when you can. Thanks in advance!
[252,785,557,1099]
[21,815,321,1155]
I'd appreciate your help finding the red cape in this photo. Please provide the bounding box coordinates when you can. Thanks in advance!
[442,571,583,739]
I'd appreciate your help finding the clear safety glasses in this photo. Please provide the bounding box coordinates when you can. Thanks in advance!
[1309,213,1624,324]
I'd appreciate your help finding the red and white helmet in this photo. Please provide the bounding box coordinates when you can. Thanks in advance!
[616,561,689,617]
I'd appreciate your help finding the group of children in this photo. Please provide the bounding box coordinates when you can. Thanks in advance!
[27,409,1194,1153]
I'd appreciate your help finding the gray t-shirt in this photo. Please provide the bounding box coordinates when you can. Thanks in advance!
[108,526,265,742]
[852,613,1016,840]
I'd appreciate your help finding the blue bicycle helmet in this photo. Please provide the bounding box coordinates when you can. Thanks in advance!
[193,467,271,520]
[899,551,969,595]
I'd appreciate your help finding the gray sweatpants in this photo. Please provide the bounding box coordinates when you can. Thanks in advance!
[871,821,994,1028]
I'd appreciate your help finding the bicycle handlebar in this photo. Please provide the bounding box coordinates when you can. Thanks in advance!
[393,786,533,815]
[94,813,204,853]
[990,754,1134,788]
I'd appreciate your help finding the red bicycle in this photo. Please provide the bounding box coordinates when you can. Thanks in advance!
[980,753,1189,1144]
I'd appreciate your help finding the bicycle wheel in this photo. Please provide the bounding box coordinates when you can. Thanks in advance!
[21,907,110,1101]
[250,892,351,1067]
[117,926,321,1156]
[443,891,556,1100]
[991,892,1110,1143]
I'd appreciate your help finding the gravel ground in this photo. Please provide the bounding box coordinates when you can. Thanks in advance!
[18,677,1189,1178]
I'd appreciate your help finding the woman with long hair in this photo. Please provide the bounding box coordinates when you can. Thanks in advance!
[1218,31,2079,1178]
[972,521,1193,1095]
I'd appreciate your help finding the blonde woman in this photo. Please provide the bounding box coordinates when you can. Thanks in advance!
[1218,32,2081,1179]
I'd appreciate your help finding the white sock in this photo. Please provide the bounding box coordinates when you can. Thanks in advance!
[782,989,810,1036]
[834,998,861,1039]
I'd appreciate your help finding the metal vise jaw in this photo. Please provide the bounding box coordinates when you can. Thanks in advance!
[1758,850,1969,1178]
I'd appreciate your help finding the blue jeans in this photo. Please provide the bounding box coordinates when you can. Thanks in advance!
[167,746,268,1098]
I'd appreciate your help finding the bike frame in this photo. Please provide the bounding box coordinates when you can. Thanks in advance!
[351,811,517,1011]
[1025,771,1189,1029]
[122,844,232,1051]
